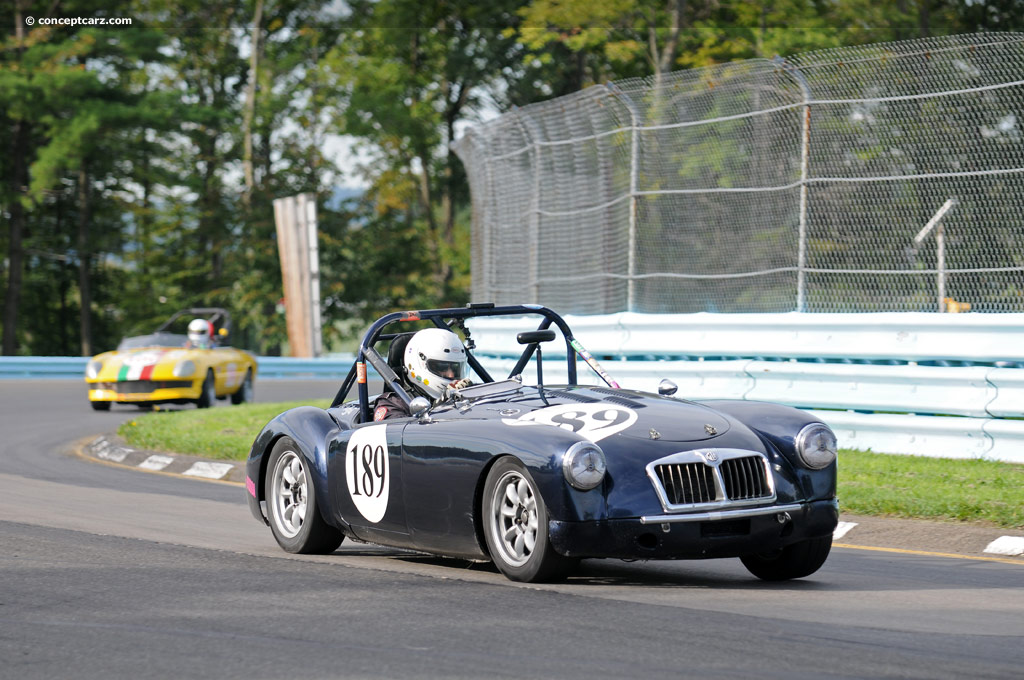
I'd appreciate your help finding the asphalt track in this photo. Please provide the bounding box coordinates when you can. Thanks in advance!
[1,379,1022,679]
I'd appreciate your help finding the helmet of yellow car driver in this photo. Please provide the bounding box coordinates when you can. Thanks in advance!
[188,318,212,348]
[404,328,467,399]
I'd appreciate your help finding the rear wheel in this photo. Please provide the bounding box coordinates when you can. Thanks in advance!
[196,370,215,408]
[231,369,253,405]
[266,437,343,554]
[482,457,578,583]
[740,535,832,581]
[90,401,111,411]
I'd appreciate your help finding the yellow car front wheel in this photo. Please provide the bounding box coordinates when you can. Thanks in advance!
[196,370,216,409]
[231,369,253,405]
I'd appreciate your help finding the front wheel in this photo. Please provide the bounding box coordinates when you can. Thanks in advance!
[196,370,215,408]
[230,369,253,405]
[740,535,832,581]
[482,457,578,583]
[265,437,343,554]
[90,400,111,411]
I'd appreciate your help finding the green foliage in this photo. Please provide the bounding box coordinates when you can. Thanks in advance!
[3,0,1020,355]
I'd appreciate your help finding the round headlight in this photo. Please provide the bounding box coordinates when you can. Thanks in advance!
[796,423,838,469]
[173,360,196,378]
[562,441,607,491]
[86,360,103,380]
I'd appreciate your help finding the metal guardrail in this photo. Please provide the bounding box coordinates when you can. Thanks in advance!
[0,355,367,380]
[467,312,1024,464]
[467,312,1024,365]
[473,355,1024,464]
[255,356,359,379]
[4,313,1022,463]
[0,357,89,378]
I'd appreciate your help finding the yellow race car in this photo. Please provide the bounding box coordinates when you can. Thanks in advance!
[85,308,257,411]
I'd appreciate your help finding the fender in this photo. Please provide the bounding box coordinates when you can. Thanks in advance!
[697,399,837,501]
[401,417,608,526]
[497,426,610,524]
[246,406,343,527]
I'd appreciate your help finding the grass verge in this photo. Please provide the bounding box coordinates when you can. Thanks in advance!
[119,402,1024,529]
[118,400,330,461]
[838,449,1023,529]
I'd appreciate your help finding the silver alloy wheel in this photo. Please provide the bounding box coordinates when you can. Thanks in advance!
[271,450,308,538]
[488,470,539,567]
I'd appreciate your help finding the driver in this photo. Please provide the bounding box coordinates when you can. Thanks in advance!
[373,328,472,421]
[186,318,213,349]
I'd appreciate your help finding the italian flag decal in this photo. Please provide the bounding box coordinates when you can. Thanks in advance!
[117,351,165,381]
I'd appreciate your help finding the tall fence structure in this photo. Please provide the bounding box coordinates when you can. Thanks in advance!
[453,33,1024,315]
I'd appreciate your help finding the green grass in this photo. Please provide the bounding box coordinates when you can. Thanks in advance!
[119,402,1024,529]
[838,448,1023,529]
[118,400,330,461]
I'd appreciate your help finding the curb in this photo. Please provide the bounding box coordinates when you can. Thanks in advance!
[84,434,246,484]
[79,434,1024,564]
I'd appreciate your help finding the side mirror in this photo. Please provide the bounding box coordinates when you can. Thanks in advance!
[517,330,556,345]
[658,379,678,396]
[409,396,431,417]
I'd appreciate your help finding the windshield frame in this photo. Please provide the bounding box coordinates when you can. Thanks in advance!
[331,304,588,422]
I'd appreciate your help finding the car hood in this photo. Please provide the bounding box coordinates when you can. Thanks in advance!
[428,384,781,519]
[440,384,735,444]
[88,347,197,382]
[94,347,191,366]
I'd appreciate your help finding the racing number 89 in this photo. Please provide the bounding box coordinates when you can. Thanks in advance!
[350,443,385,497]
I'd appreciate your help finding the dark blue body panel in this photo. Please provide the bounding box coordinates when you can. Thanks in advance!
[247,384,838,562]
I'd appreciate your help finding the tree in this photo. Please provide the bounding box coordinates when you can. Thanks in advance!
[326,0,525,305]
[516,0,685,85]
[1,0,166,354]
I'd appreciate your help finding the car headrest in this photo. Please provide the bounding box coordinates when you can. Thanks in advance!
[387,333,415,373]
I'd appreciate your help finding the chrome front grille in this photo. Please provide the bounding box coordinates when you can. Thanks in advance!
[654,463,717,505]
[647,449,775,512]
[720,456,771,500]
[97,380,193,393]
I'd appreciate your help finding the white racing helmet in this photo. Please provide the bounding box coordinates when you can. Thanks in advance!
[188,318,212,347]
[405,328,467,399]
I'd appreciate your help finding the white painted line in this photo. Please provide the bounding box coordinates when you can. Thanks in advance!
[983,536,1024,556]
[138,455,174,471]
[183,462,235,479]
[96,445,129,463]
[833,521,858,541]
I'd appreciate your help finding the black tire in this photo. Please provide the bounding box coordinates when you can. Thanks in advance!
[90,401,111,411]
[196,370,216,409]
[230,369,253,405]
[265,436,343,554]
[740,535,833,581]
[482,457,578,583]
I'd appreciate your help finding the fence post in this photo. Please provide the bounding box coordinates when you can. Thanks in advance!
[608,84,641,312]
[775,57,813,313]
[513,110,544,304]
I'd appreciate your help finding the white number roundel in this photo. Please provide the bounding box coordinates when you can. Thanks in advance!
[345,424,390,523]
[503,403,637,442]
[123,351,161,367]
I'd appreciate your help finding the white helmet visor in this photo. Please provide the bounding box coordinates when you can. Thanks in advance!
[425,358,464,380]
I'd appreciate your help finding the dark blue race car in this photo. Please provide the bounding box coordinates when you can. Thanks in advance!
[246,304,839,583]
